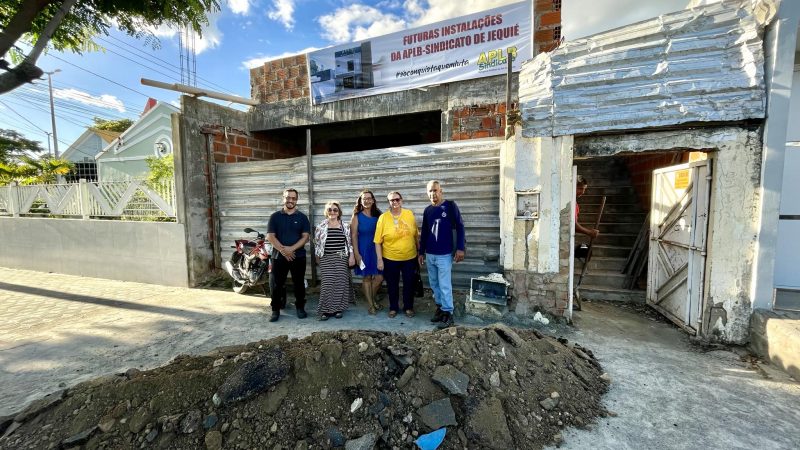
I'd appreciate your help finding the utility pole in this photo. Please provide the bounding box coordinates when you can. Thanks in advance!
[46,69,61,158]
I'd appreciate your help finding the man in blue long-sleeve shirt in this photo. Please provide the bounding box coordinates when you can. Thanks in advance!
[418,180,466,329]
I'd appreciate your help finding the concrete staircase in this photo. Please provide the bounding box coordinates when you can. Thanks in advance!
[575,158,646,303]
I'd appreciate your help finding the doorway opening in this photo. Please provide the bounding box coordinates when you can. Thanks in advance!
[574,150,710,333]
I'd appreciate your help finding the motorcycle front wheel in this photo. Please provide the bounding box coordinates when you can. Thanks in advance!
[232,279,249,294]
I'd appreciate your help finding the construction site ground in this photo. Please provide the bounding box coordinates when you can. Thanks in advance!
[0,267,798,449]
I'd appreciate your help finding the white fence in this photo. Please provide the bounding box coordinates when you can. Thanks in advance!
[0,180,176,220]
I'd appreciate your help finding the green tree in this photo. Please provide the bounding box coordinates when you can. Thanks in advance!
[0,154,72,185]
[92,117,133,133]
[145,154,174,187]
[0,0,220,94]
[0,128,44,163]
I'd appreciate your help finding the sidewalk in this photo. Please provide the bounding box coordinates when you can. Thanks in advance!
[1,268,798,449]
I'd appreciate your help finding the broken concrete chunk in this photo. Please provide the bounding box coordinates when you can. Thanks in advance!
[417,398,458,431]
[431,365,470,397]
[180,410,202,434]
[213,347,289,406]
[205,430,223,450]
[467,396,512,450]
[60,426,98,447]
[345,432,378,450]
[489,371,501,388]
[127,407,151,434]
[14,389,66,423]
[397,366,417,389]
[539,397,559,411]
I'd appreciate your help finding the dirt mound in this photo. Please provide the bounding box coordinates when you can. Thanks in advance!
[0,325,609,449]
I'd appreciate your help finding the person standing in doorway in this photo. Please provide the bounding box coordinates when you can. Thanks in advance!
[267,188,311,322]
[419,180,466,329]
[374,191,419,318]
[350,190,383,314]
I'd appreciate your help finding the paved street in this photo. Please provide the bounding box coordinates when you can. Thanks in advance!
[1,267,799,449]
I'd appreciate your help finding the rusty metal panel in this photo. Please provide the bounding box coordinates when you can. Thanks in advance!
[520,0,775,137]
[215,139,502,288]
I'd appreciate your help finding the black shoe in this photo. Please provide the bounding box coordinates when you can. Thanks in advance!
[436,312,454,329]
[269,310,280,322]
[430,306,443,323]
[297,309,307,319]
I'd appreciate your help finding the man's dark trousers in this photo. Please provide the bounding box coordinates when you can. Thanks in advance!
[269,255,306,312]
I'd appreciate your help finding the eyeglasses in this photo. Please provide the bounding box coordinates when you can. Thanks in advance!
[389,198,402,203]
[284,196,297,201]
[327,207,339,212]
[362,197,374,202]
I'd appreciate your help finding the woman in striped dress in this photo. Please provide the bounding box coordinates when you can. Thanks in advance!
[314,201,355,320]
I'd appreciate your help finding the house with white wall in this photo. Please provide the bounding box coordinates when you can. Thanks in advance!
[61,128,120,182]
[95,101,178,181]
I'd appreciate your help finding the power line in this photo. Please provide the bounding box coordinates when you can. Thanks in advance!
[47,53,152,99]
[99,34,237,96]
[0,99,51,135]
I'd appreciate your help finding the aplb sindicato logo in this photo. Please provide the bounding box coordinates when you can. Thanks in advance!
[477,46,518,71]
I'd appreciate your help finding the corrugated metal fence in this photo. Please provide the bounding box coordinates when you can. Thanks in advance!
[215,139,502,288]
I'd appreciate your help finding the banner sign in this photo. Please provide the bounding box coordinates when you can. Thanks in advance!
[308,0,532,105]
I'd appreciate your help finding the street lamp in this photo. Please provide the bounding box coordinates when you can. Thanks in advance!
[45,69,61,158]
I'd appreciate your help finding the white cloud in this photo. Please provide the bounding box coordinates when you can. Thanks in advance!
[563,0,690,40]
[53,88,126,113]
[228,0,251,15]
[241,47,321,69]
[267,0,296,30]
[146,12,223,54]
[406,0,517,28]
[318,4,406,44]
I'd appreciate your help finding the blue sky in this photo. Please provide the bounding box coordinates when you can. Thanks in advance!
[0,0,692,155]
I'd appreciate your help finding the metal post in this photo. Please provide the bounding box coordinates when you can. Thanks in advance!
[46,70,61,158]
[306,128,317,286]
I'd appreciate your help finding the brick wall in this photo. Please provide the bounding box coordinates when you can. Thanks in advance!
[202,125,298,164]
[451,103,509,140]
[535,0,562,53]
[621,152,691,210]
[250,55,310,103]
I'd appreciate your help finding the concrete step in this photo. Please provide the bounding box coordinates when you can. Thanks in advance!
[576,271,628,289]
[593,233,638,247]
[580,211,648,224]
[579,256,627,272]
[590,244,632,258]
[598,222,644,234]
[579,203,642,214]
[749,309,800,380]
[584,186,637,196]
[580,193,640,205]
[575,286,646,303]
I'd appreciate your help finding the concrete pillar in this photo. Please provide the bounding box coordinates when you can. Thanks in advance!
[8,182,20,217]
[78,179,90,219]
[752,3,800,310]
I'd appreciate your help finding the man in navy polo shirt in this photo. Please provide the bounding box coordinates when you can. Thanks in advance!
[418,180,466,329]
[267,188,311,322]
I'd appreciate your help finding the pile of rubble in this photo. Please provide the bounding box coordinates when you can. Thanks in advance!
[0,324,609,449]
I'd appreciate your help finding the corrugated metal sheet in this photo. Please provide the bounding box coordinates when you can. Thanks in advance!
[215,139,502,288]
[520,0,775,137]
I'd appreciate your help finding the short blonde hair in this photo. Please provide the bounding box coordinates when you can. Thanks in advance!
[324,201,342,219]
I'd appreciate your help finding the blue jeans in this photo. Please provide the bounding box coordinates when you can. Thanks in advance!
[426,253,453,313]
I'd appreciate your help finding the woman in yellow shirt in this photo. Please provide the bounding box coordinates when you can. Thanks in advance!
[374,191,419,318]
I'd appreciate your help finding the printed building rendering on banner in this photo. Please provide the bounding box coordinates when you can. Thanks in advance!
[308,0,532,105]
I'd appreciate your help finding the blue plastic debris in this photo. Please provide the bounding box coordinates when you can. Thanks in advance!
[415,428,446,450]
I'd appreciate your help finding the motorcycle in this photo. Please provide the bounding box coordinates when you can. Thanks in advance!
[224,227,272,294]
